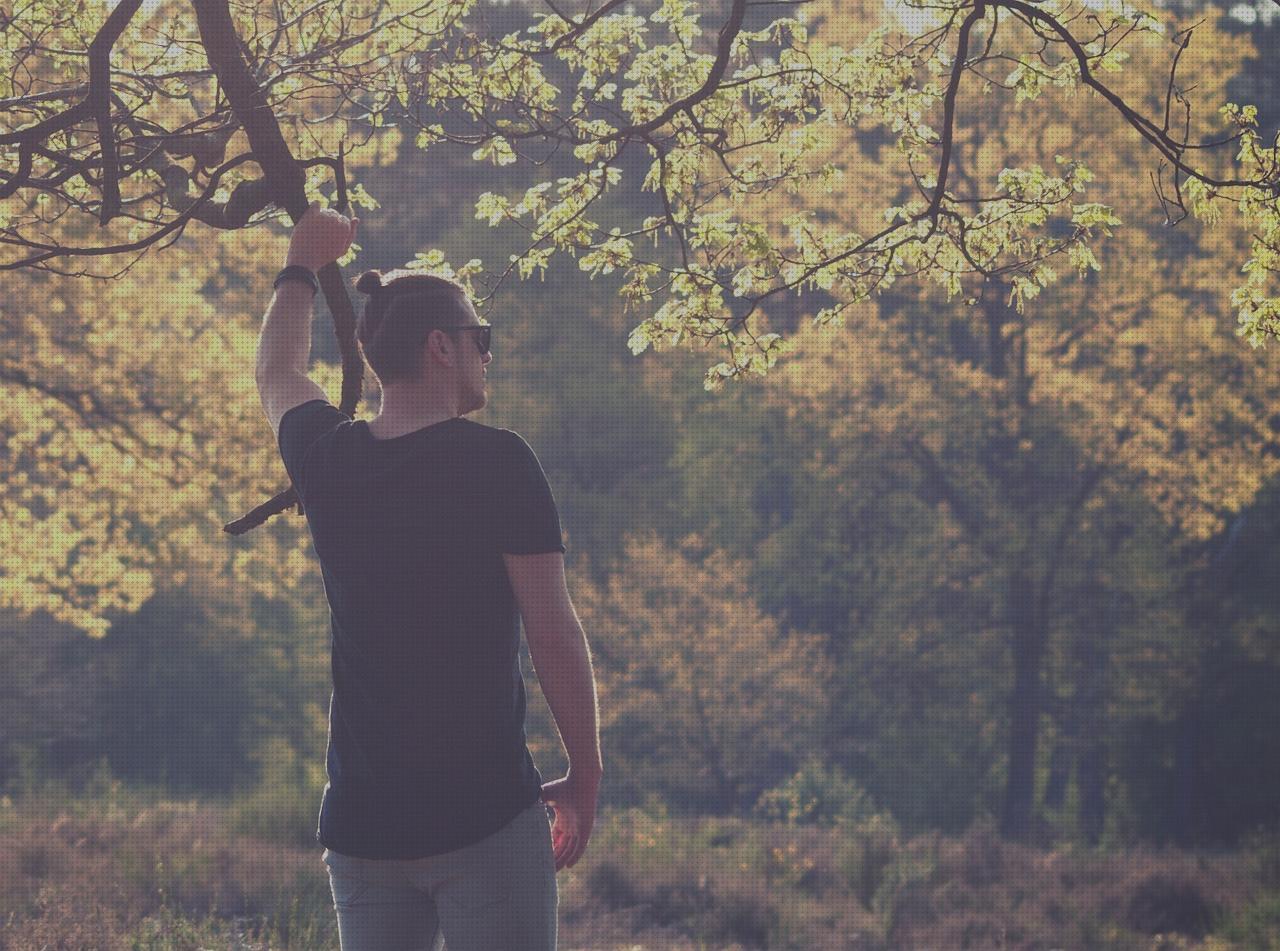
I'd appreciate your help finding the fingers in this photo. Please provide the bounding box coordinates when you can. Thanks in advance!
[548,818,583,871]
[564,837,580,869]
[553,831,579,871]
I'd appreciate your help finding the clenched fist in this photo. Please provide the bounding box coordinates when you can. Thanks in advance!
[286,200,360,272]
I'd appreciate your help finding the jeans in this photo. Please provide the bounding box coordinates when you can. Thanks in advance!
[322,800,558,951]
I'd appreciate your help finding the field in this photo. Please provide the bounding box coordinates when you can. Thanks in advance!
[2,777,1280,950]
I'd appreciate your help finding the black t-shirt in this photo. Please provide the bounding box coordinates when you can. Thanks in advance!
[276,399,565,859]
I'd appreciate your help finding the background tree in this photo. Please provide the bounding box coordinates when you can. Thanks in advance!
[1123,479,1280,847]
[0,606,98,795]
[562,530,830,814]
[0,192,361,636]
[703,0,1280,841]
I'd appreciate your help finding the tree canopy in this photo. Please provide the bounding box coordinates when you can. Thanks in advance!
[2,0,1275,632]
[5,0,1276,378]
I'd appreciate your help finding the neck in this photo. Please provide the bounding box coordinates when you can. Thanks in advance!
[370,386,461,434]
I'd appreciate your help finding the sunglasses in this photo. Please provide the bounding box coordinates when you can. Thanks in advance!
[446,324,491,355]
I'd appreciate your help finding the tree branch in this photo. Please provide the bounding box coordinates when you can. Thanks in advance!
[87,0,146,223]
[192,0,364,533]
[996,0,1276,191]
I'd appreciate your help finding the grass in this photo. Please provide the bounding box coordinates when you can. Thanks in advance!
[0,773,1277,950]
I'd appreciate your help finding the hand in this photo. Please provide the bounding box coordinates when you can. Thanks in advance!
[541,769,600,873]
[286,200,359,272]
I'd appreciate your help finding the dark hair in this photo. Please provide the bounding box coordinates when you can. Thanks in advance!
[354,269,473,385]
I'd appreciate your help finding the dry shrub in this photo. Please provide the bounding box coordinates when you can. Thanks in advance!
[586,858,641,911]
[0,798,335,949]
[589,849,779,948]
[957,817,1005,887]
[4,880,137,950]
[822,818,901,907]
[573,814,892,950]
[1125,872,1218,938]
[892,826,1261,949]
[1097,845,1253,943]
[0,793,1271,951]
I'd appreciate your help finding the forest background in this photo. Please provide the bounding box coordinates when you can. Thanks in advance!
[4,0,1280,942]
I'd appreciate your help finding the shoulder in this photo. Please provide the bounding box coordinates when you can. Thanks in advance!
[278,399,352,449]
[455,418,530,450]
[276,400,354,484]
[281,398,350,430]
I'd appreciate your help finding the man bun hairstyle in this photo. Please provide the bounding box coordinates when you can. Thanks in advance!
[354,268,472,385]
[354,270,384,294]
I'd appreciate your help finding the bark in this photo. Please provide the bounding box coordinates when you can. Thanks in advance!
[1000,568,1045,840]
[1044,741,1069,810]
[1075,622,1110,846]
[1078,741,1107,846]
[1173,704,1200,847]
[192,0,365,534]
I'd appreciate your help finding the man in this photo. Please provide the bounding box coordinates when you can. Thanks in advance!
[255,202,602,950]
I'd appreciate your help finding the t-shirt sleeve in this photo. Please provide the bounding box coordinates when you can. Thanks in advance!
[495,432,566,554]
[277,398,351,497]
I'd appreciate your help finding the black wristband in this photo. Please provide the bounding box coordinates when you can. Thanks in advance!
[273,264,319,295]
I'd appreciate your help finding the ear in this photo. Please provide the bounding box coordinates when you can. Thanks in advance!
[425,327,458,366]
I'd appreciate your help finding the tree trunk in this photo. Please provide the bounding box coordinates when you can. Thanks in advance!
[1075,627,1109,847]
[1001,570,1045,841]
[1078,742,1107,846]
[1173,705,1199,847]
[1044,741,1070,810]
